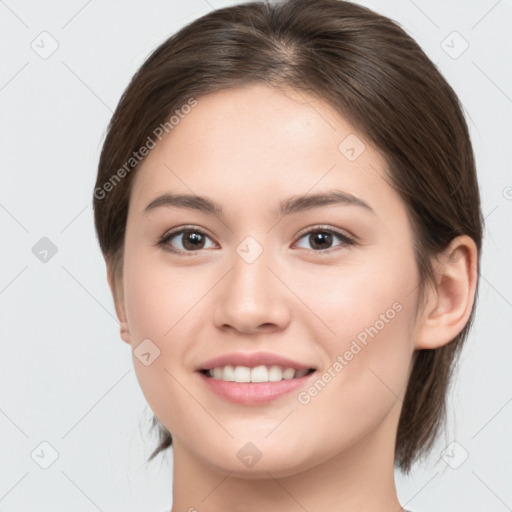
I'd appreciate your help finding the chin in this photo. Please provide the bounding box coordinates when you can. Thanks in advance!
[201,440,318,480]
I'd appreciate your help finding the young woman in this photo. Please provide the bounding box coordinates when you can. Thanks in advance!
[93,0,482,510]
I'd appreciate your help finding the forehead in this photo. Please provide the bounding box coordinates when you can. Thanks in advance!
[129,84,402,220]
[142,84,372,168]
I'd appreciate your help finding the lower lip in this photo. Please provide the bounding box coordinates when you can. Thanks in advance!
[197,371,316,405]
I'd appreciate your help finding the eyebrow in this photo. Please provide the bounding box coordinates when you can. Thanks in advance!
[144,190,375,218]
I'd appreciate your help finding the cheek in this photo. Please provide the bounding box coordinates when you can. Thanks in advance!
[124,269,170,343]
[122,247,213,373]
[293,297,415,458]
[306,252,418,400]
[302,255,414,342]
[122,238,186,343]
[121,253,197,423]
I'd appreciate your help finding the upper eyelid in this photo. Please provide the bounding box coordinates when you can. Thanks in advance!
[295,224,355,240]
[162,225,216,242]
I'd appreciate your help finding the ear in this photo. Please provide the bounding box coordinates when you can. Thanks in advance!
[105,255,131,345]
[415,235,478,350]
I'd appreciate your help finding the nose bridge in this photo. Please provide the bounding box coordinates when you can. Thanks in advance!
[229,234,273,303]
[214,234,289,332]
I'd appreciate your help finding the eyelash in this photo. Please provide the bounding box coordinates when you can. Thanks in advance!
[157,224,356,256]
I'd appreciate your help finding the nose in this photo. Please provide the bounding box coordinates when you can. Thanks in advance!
[213,249,291,334]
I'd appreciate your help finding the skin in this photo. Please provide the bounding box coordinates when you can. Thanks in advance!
[106,84,478,512]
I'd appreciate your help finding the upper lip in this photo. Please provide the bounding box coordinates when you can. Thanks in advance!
[197,351,316,371]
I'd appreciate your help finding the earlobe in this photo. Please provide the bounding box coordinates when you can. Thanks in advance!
[119,320,131,345]
[415,235,478,350]
[105,255,131,345]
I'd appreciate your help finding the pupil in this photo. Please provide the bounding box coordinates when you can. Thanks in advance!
[311,231,331,249]
[184,231,204,250]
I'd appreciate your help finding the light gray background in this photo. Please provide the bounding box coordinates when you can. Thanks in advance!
[1,0,511,511]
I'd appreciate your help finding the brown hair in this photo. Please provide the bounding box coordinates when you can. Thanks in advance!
[93,0,483,474]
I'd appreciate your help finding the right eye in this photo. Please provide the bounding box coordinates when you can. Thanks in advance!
[158,226,217,254]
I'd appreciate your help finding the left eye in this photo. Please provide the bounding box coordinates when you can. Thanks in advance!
[294,228,355,252]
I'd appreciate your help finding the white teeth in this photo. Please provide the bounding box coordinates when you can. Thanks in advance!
[250,365,269,382]
[234,366,251,382]
[268,365,283,382]
[282,368,295,379]
[207,364,312,382]
[221,365,235,381]
[212,367,224,380]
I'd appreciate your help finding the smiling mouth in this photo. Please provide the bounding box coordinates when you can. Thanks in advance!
[198,365,318,405]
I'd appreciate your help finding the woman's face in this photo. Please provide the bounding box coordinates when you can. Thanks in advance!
[117,84,422,478]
